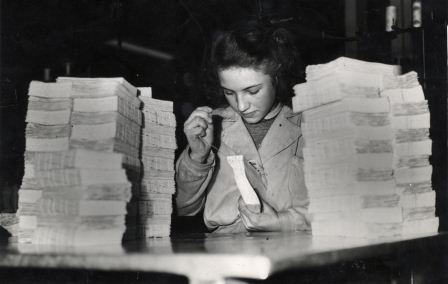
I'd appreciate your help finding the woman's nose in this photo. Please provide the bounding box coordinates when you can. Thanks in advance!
[236,94,249,112]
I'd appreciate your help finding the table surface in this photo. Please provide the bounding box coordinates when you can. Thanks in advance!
[0,231,446,283]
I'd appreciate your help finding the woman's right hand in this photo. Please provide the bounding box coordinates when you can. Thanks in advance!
[183,106,214,163]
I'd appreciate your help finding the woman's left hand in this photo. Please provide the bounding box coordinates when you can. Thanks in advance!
[238,197,281,231]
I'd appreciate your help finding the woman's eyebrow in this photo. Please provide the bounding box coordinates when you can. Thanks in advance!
[221,84,262,91]
[243,84,262,91]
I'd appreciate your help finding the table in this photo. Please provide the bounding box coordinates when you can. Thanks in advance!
[0,232,446,284]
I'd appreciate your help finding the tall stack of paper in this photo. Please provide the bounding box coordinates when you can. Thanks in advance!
[18,77,143,245]
[57,77,143,241]
[139,89,177,237]
[382,85,438,235]
[292,57,438,238]
[302,97,402,238]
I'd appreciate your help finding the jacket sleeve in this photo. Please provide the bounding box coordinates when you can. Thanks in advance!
[175,147,215,216]
[277,203,311,232]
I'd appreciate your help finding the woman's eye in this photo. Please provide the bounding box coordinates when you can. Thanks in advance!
[248,89,260,95]
[223,90,234,96]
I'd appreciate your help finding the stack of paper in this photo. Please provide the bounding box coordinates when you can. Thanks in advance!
[302,97,396,198]
[293,57,420,113]
[303,97,401,238]
[32,149,131,246]
[304,56,401,81]
[17,160,40,243]
[57,77,143,242]
[292,57,438,238]
[17,82,73,243]
[139,88,176,237]
[24,82,73,152]
[382,85,438,235]
[18,78,143,245]
[60,77,142,160]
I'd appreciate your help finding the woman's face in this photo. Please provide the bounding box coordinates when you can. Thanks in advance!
[218,66,276,124]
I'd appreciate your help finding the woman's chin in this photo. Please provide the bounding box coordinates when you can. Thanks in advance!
[242,116,262,124]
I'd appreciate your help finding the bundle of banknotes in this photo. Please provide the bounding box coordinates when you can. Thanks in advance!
[139,88,177,237]
[17,77,142,245]
[293,57,438,238]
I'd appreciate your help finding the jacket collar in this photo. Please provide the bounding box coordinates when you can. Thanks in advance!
[259,106,302,163]
[219,105,302,165]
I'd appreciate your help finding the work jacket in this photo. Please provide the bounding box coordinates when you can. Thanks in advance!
[175,105,310,233]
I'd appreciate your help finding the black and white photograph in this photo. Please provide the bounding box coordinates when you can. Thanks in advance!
[0,0,446,283]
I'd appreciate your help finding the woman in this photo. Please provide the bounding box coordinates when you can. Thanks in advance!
[175,21,310,233]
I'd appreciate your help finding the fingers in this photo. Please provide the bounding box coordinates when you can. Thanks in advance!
[184,117,209,137]
[184,106,213,125]
[184,107,214,163]
[184,107,214,138]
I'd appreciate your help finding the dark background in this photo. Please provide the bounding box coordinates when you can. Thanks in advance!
[0,0,446,232]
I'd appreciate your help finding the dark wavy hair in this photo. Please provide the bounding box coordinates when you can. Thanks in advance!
[202,20,304,107]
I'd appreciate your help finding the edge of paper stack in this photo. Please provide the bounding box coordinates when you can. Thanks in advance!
[292,56,438,238]
[139,87,177,238]
[4,77,177,246]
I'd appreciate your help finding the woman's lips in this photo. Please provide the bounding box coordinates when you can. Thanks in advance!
[242,111,256,118]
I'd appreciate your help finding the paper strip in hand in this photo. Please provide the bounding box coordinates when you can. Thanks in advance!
[227,155,260,207]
